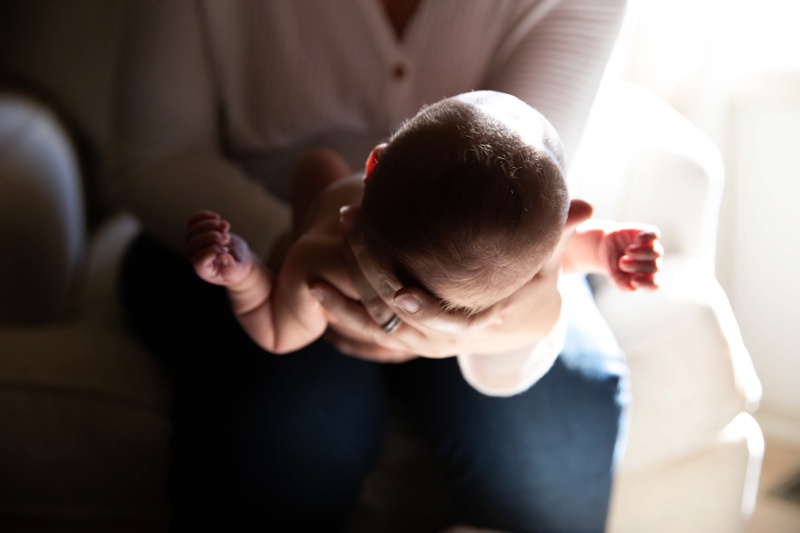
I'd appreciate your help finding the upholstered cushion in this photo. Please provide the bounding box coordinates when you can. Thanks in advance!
[608,413,763,533]
[0,324,169,521]
[0,94,85,323]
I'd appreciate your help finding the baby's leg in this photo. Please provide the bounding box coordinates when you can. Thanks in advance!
[292,148,352,234]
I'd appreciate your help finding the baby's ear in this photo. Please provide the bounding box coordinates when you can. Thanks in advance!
[565,199,593,230]
[364,143,388,183]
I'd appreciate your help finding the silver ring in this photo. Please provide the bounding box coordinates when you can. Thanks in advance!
[380,314,402,334]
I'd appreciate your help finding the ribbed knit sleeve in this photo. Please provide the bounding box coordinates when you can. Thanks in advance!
[111,0,290,257]
[485,0,628,163]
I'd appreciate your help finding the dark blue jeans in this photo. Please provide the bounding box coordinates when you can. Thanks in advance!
[121,234,629,532]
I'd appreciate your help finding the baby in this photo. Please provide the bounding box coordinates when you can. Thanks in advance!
[187,91,661,354]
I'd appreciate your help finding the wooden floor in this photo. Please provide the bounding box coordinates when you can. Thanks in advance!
[748,437,800,533]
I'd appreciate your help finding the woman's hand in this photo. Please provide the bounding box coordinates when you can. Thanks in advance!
[281,168,587,363]
[312,261,563,361]
[276,172,514,363]
[309,204,580,361]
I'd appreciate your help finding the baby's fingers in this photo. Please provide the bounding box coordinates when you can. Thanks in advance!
[191,244,226,278]
[187,210,220,227]
[619,256,659,274]
[187,228,230,261]
[636,230,659,244]
[624,233,663,260]
[187,217,230,242]
[618,257,660,292]
[631,272,659,290]
[187,215,232,258]
[623,245,660,261]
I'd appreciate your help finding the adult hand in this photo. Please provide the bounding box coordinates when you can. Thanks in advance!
[283,167,590,362]
[310,203,592,360]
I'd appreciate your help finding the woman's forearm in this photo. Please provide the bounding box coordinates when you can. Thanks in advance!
[486,0,628,163]
[118,152,291,258]
[112,0,291,257]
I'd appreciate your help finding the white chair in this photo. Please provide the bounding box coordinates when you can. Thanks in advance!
[571,82,764,533]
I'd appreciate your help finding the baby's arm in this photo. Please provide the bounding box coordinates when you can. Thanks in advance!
[187,211,328,353]
[292,148,353,236]
[561,218,662,291]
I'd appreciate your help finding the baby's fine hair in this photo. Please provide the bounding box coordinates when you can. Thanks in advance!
[360,92,570,312]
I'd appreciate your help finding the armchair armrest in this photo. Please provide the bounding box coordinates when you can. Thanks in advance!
[574,83,763,532]
[76,212,141,325]
[0,92,86,323]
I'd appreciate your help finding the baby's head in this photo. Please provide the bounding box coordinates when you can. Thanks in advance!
[359,91,569,313]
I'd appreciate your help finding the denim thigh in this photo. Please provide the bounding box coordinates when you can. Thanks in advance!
[389,276,630,533]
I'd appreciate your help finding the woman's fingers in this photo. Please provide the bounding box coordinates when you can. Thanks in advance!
[340,204,520,357]
[322,329,418,363]
[388,286,492,334]
[343,205,490,336]
[309,282,410,351]
[340,208,395,323]
[342,205,404,321]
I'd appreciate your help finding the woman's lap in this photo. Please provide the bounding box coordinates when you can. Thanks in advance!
[121,235,390,530]
[388,277,628,532]
[121,235,627,532]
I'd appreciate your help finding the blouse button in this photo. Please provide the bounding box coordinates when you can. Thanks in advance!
[392,63,407,80]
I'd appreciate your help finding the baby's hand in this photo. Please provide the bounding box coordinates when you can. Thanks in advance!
[187,211,254,287]
[600,226,662,291]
